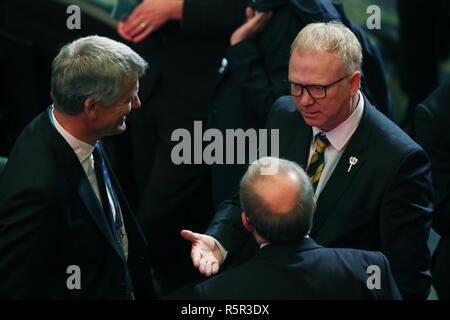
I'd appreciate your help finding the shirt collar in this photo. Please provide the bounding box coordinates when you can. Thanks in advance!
[51,106,95,163]
[312,90,364,152]
[259,235,310,249]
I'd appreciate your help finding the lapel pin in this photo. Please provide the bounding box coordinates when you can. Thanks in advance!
[348,156,358,173]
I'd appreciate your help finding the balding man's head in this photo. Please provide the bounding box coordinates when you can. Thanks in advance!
[239,157,315,244]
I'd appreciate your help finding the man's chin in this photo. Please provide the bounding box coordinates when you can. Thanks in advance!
[116,117,127,132]
[104,124,126,137]
[115,124,126,135]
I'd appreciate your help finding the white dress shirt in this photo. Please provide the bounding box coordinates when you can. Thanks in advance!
[308,90,364,200]
[51,107,119,222]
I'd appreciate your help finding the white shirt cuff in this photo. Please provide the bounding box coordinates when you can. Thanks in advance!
[213,238,228,262]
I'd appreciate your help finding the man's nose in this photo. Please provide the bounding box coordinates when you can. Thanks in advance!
[132,95,141,109]
[294,88,315,107]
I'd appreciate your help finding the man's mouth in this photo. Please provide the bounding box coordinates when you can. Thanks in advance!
[302,110,319,116]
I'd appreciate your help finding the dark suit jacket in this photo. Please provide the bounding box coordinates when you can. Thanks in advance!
[207,94,433,300]
[125,0,246,207]
[414,80,450,299]
[191,237,402,300]
[0,110,155,299]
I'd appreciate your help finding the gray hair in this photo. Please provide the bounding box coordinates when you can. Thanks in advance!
[291,21,362,74]
[239,157,315,243]
[50,35,148,115]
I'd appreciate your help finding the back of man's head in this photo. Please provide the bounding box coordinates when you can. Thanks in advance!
[50,35,148,115]
[291,21,362,74]
[239,157,315,244]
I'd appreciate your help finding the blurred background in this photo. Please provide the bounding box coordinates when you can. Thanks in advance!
[2,0,449,154]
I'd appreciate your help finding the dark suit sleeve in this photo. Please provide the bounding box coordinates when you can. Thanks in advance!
[379,148,433,300]
[205,192,250,256]
[415,103,450,235]
[0,188,59,299]
[181,0,245,36]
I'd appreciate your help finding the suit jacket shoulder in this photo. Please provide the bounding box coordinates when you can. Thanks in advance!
[267,95,302,128]
[268,94,425,161]
[0,112,74,201]
[191,238,401,300]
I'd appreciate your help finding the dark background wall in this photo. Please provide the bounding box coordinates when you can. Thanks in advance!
[0,0,120,157]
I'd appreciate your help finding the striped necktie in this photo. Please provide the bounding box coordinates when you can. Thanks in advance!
[92,144,134,299]
[308,133,330,191]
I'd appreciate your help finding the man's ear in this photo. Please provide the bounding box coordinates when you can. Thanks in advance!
[241,212,254,232]
[84,98,98,120]
[349,71,361,97]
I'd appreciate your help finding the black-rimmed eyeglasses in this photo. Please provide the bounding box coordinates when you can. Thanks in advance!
[285,74,352,99]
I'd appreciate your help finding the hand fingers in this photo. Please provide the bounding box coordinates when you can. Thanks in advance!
[245,7,255,19]
[199,259,213,277]
[132,26,154,43]
[191,248,201,267]
[121,13,146,35]
[180,229,196,242]
[183,230,202,268]
[126,21,148,39]
[182,230,219,276]
[117,22,133,41]
[211,262,219,275]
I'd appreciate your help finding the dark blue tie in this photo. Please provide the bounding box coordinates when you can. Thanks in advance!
[93,144,124,238]
[93,143,134,298]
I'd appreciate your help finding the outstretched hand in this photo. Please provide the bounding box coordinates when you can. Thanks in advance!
[181,230,223,277]
[230,7,273,46]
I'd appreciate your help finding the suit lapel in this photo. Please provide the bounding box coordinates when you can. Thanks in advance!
[74,171,119,252]
[41,111,124,258]
[310,97,373,236]
[97,142,149,255]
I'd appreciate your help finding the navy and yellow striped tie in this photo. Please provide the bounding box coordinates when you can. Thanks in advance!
[308,133,330,191]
